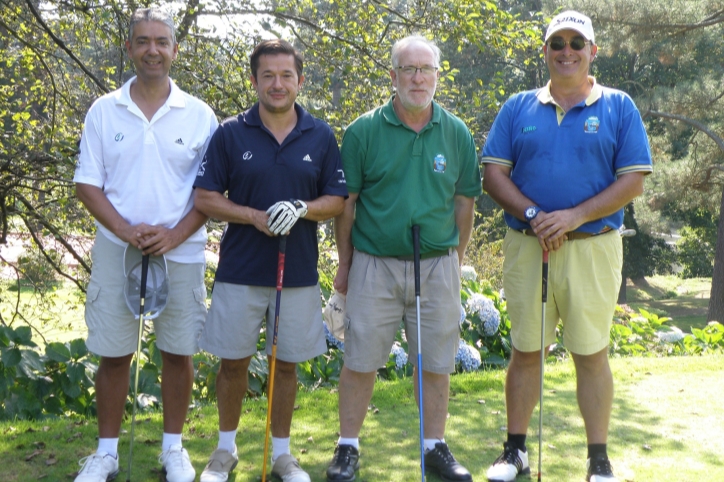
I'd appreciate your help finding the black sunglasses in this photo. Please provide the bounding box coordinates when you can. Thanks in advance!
[547,36,590,51]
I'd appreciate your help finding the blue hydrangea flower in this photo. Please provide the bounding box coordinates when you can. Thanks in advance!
[455,339,481,372]
[323,322,344,351]
[390,342,408,370]
[461,265,478,281]
[466,293,501,336]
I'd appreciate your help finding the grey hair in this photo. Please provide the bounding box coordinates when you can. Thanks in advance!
[391,35,441,68]
[129,8,176,44]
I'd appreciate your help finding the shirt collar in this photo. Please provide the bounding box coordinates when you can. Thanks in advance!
[537,76,603,106]
[115,76,185,108]
[381,95,441,127]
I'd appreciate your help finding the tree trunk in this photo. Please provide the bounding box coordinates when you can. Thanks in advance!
[707,187,724,322]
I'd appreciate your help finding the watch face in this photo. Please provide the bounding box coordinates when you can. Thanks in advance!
[525,207,539,221]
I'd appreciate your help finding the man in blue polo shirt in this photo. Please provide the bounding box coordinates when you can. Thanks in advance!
[193,39,347,482]
[481,11,652,482]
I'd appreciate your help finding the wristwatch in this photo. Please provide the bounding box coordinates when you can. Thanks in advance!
[524,206,541,222]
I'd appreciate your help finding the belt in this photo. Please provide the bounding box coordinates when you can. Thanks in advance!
[522,227,612,240]
[396,248,452,261]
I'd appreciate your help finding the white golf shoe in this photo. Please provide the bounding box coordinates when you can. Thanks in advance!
[586,453,618,482]
[200,445,239,482]
[272,454,311,482]
[159,444,196,482]
[486,442,530,482]
[74,452,119,482]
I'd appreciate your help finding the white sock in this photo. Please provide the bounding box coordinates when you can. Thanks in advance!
[272,437,290,462]
[97,438,119,457]
[162,432,183,452]
[424,438,444,452]
[218,430,237,453]
[338,437,359,449]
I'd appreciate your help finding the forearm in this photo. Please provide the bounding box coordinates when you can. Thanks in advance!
[75,183,134,242]
[334,194,358,269]
[482,164,535,221]
[303,195,345,222]
[170,206,208,242]
[194,188,262,225]
[566,172,645,228]
[454,195,475,265]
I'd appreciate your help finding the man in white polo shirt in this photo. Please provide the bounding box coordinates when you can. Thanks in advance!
[72,7,217,482]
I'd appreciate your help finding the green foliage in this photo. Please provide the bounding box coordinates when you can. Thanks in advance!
[677,227,715,279]
[18,246,62,285]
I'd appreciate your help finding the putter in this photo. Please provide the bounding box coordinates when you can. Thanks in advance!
[411,225,425,481]
[262,235,287,482]
[537,250,549,482]
[126,254,149,482]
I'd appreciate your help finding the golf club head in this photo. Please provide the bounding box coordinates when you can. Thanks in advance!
[122,245,169,320]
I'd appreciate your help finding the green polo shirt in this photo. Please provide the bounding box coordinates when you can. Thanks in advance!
[341,97,482,257]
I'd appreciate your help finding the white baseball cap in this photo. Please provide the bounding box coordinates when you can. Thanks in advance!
[123,245,169,320]
[545,11,595,43]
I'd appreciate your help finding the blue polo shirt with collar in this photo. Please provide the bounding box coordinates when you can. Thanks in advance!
[194,103,348,287]
[481,78,653,234]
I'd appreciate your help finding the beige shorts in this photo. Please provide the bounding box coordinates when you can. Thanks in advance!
[84,232,207,357]
[503,229,622,355]
[199,282,326,362]
[343,249,461,374]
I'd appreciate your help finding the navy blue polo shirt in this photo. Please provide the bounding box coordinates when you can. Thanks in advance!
[194,103,347,287]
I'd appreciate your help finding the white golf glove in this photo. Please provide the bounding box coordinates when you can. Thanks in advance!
[266,199,308,235]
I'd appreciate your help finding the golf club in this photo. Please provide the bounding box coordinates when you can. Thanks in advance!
[126,254,149,482]
[262,235,287,482]
[537,249,549,482]
[412,225,425,481]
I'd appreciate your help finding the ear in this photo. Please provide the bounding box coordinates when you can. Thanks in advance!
[590,44,598,61]
[250,74,258,89]
[298,74,305,88]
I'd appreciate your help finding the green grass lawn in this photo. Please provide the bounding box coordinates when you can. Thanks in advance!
[626,276,711,331]
[2,355,723,481]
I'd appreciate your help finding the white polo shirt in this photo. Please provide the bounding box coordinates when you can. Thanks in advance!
[74,76,218,263]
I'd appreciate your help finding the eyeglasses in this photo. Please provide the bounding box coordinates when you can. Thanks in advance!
[547,36,590,51]
[395,65,439,76]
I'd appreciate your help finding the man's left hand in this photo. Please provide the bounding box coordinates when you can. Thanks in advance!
[135,224,184,256]
[266,199,308,235]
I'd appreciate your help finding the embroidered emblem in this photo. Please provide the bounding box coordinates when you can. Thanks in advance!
[242,151,253,160]
[175,138,184,145]
[114,133,124,142]
[303,154,312,162]
[584,116,600,133]
[433,154,447,173]
[197,157,207,177]
[522,126,536,134]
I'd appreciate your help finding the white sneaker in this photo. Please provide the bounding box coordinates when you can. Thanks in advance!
[200,445,239,482]
[159,444,196,482]
[271,454,311,482]
[486,442,530,482]
[586,454,618,482]
[74,452,119,482]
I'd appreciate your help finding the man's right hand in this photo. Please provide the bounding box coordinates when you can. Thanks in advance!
[250,209,274,236]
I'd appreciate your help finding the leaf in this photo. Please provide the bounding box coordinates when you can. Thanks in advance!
[45,342,71,363]
[1,347,21,367]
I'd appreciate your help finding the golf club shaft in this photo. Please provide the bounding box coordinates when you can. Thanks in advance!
[411,225,425,481]
[127,254,149,482]
[538,250,549,482]
[262,235,287,482]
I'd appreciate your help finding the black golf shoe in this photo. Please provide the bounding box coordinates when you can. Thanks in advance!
[586,453,618,482]
[424,442,472,482]
[326,444,359,482]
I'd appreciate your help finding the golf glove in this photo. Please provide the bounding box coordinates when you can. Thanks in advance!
[266,199,308,235]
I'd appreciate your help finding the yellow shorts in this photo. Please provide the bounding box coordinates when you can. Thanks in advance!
[502,229,622,355]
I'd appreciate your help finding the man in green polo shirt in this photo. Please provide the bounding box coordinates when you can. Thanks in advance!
[326,35,482,482]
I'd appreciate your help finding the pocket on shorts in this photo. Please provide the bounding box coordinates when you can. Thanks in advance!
[192,285,208,308]
[86,281,101,305]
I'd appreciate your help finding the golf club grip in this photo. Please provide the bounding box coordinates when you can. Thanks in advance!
[139,255,149,300]
[541,251,548,302]
[412,225,421,296]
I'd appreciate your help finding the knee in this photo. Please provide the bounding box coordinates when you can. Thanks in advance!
[510,348,542,369]
[219,357,251,377]
[274,360,297,377]
[160,351,193,368]
[99,354,133,371]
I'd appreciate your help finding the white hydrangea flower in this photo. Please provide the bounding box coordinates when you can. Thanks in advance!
[466,293,501,336]
[461,265,477,281]
[657,326,685,343]
[323,322,344,351]
[455,339,481,372]
[499,288,505,300]
[390,342,408,369]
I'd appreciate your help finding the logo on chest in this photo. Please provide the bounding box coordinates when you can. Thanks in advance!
[433,154,447,173]
[584,116,600,133]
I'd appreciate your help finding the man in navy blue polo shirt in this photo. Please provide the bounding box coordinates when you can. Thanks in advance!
[193,39,347,482]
